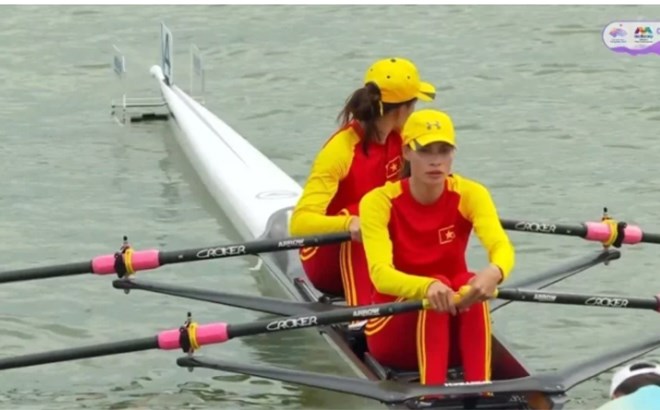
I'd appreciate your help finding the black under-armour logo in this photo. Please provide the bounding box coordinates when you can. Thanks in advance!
[426,121,441,130]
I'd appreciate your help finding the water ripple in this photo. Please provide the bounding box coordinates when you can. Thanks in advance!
[1,4,660,410]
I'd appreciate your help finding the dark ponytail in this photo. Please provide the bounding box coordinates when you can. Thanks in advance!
[337,82,416,154]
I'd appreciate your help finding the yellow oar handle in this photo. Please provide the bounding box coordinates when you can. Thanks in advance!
[456,285,500,300]
[422,287,499,309]
[420,291,472,308]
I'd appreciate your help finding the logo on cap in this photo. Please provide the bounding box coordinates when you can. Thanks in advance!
[426,121,442,130]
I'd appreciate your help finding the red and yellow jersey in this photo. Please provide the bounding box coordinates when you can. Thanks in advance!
[290,120,403,236]
[359,175,515,302]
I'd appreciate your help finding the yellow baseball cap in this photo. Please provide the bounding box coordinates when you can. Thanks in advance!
[402,109,456,150]
[363,58,436,104]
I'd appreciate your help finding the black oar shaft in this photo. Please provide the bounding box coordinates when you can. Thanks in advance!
[501,219,587,238]
[642,231,660,244]
[227,300,425,339]
[501,218,660,245]
[0,299,426,372]
[0,261,92,284]
[157,232,350,265]
[0,337,158,370]
[496,288,660,310]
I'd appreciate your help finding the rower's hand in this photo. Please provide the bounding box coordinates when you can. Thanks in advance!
[426,281,457,315]
[348,216,361,242]
[456,266,502,310]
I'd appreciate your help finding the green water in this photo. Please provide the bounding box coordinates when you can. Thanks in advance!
[1,4,660,409]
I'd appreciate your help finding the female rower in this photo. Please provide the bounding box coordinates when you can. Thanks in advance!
[289,58,435,307]
[359,108,515,385]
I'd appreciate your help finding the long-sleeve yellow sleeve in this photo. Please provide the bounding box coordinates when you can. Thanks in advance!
[289,133,355,236]
[459,180,515,280]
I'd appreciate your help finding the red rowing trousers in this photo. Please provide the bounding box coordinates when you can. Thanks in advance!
[365,271,491,385]
[298,207,373,307]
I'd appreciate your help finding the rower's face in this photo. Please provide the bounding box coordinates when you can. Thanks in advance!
[404,141,455,184]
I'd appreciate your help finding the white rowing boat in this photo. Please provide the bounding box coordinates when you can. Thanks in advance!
[106,23,660,409]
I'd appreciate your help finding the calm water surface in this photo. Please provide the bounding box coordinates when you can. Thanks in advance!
[1,4,660,409]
